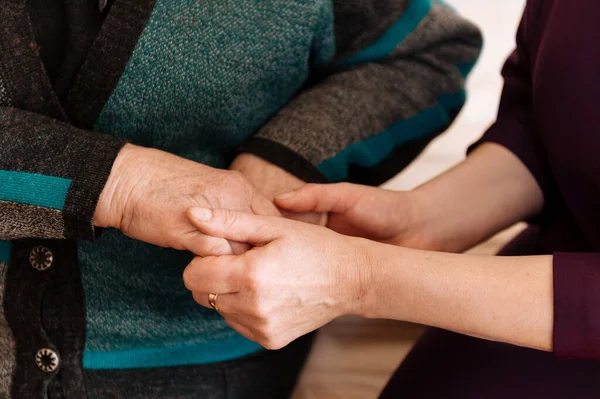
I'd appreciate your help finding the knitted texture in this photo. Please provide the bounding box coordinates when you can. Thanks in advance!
[0,108,127,241]
[83,334,314,399]
[0,78,7,106]
[80,0,335,367]
[94,0,335,166]
[0,2,126,394]
[0,171,71,210]
[0,261,15,398]
[255,1,482,182]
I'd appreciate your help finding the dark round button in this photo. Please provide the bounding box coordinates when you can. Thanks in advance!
[35,348,60,373]
[29,246,53,271]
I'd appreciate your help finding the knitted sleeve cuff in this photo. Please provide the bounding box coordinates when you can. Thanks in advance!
[236,138,329,184]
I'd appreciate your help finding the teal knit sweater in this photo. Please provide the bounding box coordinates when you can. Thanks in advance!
[81,0,335,369]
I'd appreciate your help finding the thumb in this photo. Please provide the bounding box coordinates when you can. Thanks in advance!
[186,208,285,245]
[280,210,328,227]
[275,183,358,214]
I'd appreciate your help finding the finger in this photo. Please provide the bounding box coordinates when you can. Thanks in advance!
[183,255,245,294]
[192,291,212,309]
[183,233,234,257]
[251,195,282,218]
[186,208,287,245]
[275,183,358,214]
[183,231,250,256]
[279,210,328,227]
[192,292,238,315]
[228,240,251,255]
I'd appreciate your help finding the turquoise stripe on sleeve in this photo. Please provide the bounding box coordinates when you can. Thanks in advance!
[83,334,262,369]
[457,61,477,78]
[0,171,72,210]
[337,0,432,67]
[317,90,466,182]
[0,241,10,263]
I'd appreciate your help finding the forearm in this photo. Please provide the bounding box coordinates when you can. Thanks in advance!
[360,241,553,351]
[410,142,544,252]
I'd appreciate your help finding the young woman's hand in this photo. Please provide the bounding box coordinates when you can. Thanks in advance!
[275,183,440,250]
[182,207,370,350]
[275,144,546,253]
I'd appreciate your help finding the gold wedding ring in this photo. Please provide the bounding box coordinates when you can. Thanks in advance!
[208,293,220,312]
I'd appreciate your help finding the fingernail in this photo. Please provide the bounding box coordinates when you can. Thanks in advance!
[276,191,297,200]
[189,207,213,222]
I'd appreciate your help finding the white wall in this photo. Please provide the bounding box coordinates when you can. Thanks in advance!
[385,0,527,190]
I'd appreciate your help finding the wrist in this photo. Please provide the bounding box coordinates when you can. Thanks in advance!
[345,236,379,318]
[229,152,259,171]
[231,152,304,187]
[410,186,478,253]
[94,143,142,229]
[389,189,445,251]
[358,242,416,321]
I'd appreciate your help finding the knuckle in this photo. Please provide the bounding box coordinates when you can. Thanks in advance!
[258,302,273,319]
[182,267,197,291]
[300,183,318,195]
[262,340,276,350]
[243,268,261,292]
[206,240,229,256]
[222,210,239,229]
[255,327,273,348]
[195,237,229,256]
[248,303,264,319]
[256,313,274,331]
[248,298,271,320]
[254,223,273,240]
[190,256,204,267]
[261,336,283,351]
[256,336,270,349]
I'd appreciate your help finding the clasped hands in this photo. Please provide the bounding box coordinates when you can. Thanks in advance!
[95,144,421,350]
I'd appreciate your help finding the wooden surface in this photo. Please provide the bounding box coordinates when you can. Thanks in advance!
[292,1,527,397]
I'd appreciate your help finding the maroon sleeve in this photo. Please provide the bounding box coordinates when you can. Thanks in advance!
[469,4,553,200]
[553,253,600,360]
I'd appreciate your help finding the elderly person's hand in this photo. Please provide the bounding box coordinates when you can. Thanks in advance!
[93,144,280,256]
[182,207,367,350]
[229,153,326,226]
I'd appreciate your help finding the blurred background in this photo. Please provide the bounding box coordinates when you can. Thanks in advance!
[293,1,527,398]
